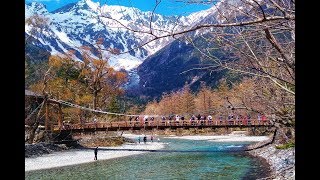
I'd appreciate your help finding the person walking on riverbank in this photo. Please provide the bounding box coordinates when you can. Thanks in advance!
[143,135,147,144]
[94,147,98,160]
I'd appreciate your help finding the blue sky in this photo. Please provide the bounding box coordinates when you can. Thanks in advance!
[25,0,214,16]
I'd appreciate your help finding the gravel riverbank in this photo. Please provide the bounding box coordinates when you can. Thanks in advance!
[248,144,295,180]
[25,142,165,171]
[25,143,70,158]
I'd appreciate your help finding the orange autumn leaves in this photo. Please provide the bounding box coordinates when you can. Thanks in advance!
[143,78,271,119]
[30,53,127,111]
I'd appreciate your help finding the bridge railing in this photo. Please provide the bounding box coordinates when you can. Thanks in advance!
[53,118,271,131]
[142,119,270,127]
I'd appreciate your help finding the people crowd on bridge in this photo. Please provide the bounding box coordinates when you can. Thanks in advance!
[57,112,270,130]
[132,113,270,127]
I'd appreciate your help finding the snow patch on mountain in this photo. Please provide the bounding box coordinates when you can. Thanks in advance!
[25,0,220,87]
[109,54,143,71]
[25,0,216,61]
[85,0,100,10]
[51,28,73,44]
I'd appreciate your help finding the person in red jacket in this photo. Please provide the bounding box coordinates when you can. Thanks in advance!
[262,114,267,125]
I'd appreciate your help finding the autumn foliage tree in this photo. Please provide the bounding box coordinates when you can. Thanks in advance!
[29,47,128,125]
[79,47,127,110]
[143,79,267,119]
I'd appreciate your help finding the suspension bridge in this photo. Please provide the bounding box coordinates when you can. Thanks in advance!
[53,119,272,133]
[25,91,273,135]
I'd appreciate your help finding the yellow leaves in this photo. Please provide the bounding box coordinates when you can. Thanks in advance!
[48,56,63,68]
[127,105,143,115]
[48,79,63,90]
[143,77,268,117]
[217,79,229,94]
[107,67,114,74]
[144,102,159,115]
[76,94,93,105]
[62,90,74,100]
[62,107,80,124]
[143,87,195,116]
[29,46,130,112]
[68,79,78,87]
[80,68,90,76]
[47,78,72,100]
[76,52,127,110]
[92,59,104,67]
[29,83,44,95]
[48,55,77,73]
[112,71,127,85]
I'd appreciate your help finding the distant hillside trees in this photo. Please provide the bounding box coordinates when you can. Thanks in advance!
[143,77,270,119]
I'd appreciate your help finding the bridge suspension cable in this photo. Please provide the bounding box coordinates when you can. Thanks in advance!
[25,101,45,122]
[48,98,267,120]
[49,98,161,117]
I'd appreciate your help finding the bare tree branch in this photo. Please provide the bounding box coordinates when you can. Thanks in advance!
[150,0,162,35]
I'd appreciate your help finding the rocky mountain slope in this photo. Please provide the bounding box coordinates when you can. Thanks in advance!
[25,0,211,70]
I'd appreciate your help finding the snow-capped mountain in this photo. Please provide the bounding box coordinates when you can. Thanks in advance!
[25,0,215,71]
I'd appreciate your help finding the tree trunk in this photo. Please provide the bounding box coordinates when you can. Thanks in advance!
[28,121,39,144]
[45,102,49,130]
[58,103,63,128]
[28,100,46,144]
[93,91,98,110]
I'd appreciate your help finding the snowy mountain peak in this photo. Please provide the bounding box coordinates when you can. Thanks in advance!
[25,0,216,71]
[26,2,48,16]
[85,0,100,11]
[25,0,219,88]
[28,2,47,11]
[50,0,99,14]
[72,0,99,11]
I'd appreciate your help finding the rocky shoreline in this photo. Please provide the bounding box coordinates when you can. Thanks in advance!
[25,143,70,158]
[248,143,295,179]
[77,136,134,147]
[25,136,134,158]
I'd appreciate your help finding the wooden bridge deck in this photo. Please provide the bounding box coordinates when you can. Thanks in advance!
[53,119,272,133]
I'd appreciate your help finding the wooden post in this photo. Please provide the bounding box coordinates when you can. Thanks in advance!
[58,103,63,129]
[45,101,49,131]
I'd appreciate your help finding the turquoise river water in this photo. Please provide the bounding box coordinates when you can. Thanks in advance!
[25,138,271,179]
